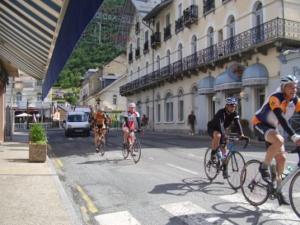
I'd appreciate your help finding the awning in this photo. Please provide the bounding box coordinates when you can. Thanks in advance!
[0,0,103,99]
[214,70,242,91]
[242,63,269,86]
[198,76,215,94]
[143,0,173,21]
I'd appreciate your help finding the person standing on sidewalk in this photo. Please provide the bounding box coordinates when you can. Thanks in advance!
[188,111,196,136]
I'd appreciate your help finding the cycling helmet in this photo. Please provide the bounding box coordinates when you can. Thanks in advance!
[281,75,298,85]
[128,102,136,108]
[225,97,238,105]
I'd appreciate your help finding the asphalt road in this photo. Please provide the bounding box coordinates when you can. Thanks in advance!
[47,129,300,225]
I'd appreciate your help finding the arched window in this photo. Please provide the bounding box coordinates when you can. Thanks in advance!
[16,92,22,102]
[191,35,197,54]
[178,89,184,121]
[37,93,42,101]
[178,43,183,60]
[207,27,214,46]
[165,92,173,122]
[156,93,161,122]
[227,15,235,38]
[156,55,160,70]
[253,1,264,43]
[166,50,171,65]
[113,95,117,105]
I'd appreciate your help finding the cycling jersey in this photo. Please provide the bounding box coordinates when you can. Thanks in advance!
[93,111,107,128]
[123,111,141,131]
[207,108,243,135]
[252,91,300,136]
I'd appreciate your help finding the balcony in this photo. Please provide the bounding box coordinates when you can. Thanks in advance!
[175,17,184,34]
[128,52,133,63]
[164,24,172,41]
[151,32,161,49]
[120,18,300,96]
[135,48,141,59]
[183,5,198,27]
[203,0,215,15]
[143,41,149,54]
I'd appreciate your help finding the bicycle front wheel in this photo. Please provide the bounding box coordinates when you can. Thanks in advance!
[132,139,141,163]
[122,144,129,159]
[204,148,220,182]
[240,159,269,206]
[226,151,245,190]
[289,170,300,218]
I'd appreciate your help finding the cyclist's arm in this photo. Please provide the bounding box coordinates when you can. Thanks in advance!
[136,116,141,130]
[233,115,244,136]
[124,116,130,128]
[273,108,295,136]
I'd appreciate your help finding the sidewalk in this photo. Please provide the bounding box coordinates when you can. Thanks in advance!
[0,132,77,225]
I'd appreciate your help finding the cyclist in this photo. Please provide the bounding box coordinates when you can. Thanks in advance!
[207,97,245,178]
[92,105,107,153]
[252,74,300,205]
[122,102,141,148]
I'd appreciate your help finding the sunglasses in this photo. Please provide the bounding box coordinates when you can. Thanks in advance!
[228,104,236,107]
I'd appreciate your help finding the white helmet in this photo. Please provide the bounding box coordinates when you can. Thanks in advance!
[225,97,238,105]
[128,102,136,108]
[281,75,298,86]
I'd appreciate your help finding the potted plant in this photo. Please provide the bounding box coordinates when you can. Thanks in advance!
[29,123,48,162]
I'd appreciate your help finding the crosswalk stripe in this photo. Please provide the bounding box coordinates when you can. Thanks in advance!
[219,193,300,224]
[161,201,233,225]
[95,211,141,225]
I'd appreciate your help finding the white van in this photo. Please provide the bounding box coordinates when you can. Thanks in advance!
[64,111,90,137]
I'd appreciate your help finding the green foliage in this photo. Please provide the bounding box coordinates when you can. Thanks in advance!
[29,124,47,144]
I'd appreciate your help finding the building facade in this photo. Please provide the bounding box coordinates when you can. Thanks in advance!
[120,0,300,133]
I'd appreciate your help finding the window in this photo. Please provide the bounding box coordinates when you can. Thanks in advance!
[137,101,142,114]
[167,50,171,65]
[191,85,198,112]
[156,55,160,70]
[137,38,140,48]
[191,35,197,54]
[178,89,184,121]
[218,29,223,42]
[130,71,133,81]
[253,2,264,43]
[207,27,214,46]
[178,43,183,60]
[166,13,170,26]
[256,88,265,109]
[157,94,161,122]
[16,92,22,102]
[146,98,150,118]
[165,93,174,122]
[156,22,160,32]
[137,67,140,78]
[227,16,235,51]
[145,31,149,42]
[178,3,182,18]
[113,95,117,105]
[37,93,42,101]
[146,61,149,74]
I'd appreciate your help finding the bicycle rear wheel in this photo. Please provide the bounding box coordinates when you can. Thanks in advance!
[240,159,269,206]
[97,139,105,156]
[226,151,245,190]
[132,139,141,163]
[204,148,220,182]
[289,170,300,218]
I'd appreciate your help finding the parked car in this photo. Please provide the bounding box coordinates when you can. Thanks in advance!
[64,111,90,137]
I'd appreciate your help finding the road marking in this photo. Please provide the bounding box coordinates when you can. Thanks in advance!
[50,152,63,169]
[166,163,199,175]
[220,193,299,223]
[95,211,141,225]
[76,185,98,214]
[161,201,233,225]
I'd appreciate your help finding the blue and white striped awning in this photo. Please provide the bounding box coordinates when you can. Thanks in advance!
[0,0,103,98]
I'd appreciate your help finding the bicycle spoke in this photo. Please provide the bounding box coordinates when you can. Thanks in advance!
[204,148,219,181]
[227,152,245,190]
[290,171,300,218]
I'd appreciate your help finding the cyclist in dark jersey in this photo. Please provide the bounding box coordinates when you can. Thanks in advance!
[207,97,245,178]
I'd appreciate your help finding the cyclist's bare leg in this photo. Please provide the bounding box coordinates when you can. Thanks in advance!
[211,131,221,150]
[264,130,284,166]
[275,151,286,182]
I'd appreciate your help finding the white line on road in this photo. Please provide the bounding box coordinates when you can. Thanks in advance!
[95,211,141,225]
[166,163,199,175]
[161,201,233,225]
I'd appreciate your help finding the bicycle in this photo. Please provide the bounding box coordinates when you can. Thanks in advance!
[95,127,108,156]
[240,147,300,218]
[204,135,249,190]
[122,130,142,163]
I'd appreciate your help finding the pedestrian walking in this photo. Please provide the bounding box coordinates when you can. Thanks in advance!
[188,111,196,136]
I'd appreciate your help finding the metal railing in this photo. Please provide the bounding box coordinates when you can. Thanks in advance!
[120,18,300,96]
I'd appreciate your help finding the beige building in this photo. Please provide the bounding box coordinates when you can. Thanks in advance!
[120,0,300,134]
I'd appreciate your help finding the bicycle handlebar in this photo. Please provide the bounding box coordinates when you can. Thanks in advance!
[227,135,250,149]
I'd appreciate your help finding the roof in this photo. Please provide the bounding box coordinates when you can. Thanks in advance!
[143,0,173,21]
[131,0,160,17]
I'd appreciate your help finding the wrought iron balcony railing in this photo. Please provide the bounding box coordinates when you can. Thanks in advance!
[135,48,141,59]
[175,17,184,34]
[120,18,300,96]
[151,32,161,49]
[183,5,198,27]
[164,24,172,41]
[203,0,215,15]
[143,41,149,54]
